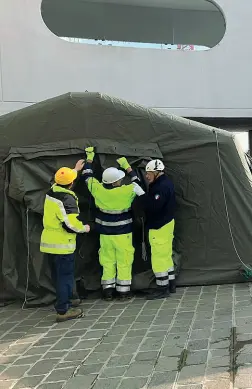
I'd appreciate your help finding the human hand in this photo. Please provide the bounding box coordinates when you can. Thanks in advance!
[75,159,85,172]
[117,157,131,170]
[85,224,91,233]
[85,146,95,162]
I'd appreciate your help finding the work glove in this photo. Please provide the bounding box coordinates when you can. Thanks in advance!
[117,157,131,170]
[85,146,95,162]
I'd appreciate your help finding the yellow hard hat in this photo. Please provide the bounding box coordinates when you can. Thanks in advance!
[55,167,77,186]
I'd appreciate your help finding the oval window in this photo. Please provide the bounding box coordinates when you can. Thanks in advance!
[41,0,226,51]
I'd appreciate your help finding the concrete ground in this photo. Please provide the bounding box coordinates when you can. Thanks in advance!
[0,284,252,389]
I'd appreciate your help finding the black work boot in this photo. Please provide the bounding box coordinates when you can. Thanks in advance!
[146,287,170,300]
[169,279,176,294]
[102,288,115,301]
[117,291,133,301]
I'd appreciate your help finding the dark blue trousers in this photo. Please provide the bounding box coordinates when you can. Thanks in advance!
[49,253,75,314]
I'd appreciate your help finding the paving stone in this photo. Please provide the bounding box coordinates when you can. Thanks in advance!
[161,345,184,357]
[148,371,176,389]
[115,345,137,355]
[164,334,188,347]
[34,336,59,347]
[125,362,154,377]
[236,365,252,375]
[0,380,18,389]
[178,365,206,385]
[107,326,130,336]
[209,348,230,358]
[210,329,230,342]
[190,329,211,340]
[205,366,230,380]
[45,367,76,382]
[64,330,86,338]
[77,363,104,375]
[135,351,159,362]
[139,337,164,351]
[107,354,133,367]
[0,365,30,379]
[43,351,66,359]
[64,349,90,362]
[193,320,213,330]
[155,356,178,372]
[234,374,252,388]
[188,339,208,351]
[91,378,121,389]
[95,343,119,353]
[24,346,51,356]
[147,330,167,338]
[4,343,32,356]
[236,352,252,364]
[64,375,97,389]
[27,359,60,376]
[208,356,230,367]
[13,375,45,388]
[118,377,148,389]
[120,336,143,346]
[209,340,230,349]
[100,366,127,378]
[83,330,106,340]
[169,326,190,335]
[0,355,17,364]
[70,320,94,329]
[102,335,123,343]
[13,355,41,365]
[125,329,147,338]
[177,384,203,389]
[51,337,79,350]
[116,317,136,325]
[186,350,208,365]
[73,339,100,350]
[84,351,111,364]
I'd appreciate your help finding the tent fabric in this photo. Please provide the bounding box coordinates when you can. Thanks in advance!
[0,92,252,305]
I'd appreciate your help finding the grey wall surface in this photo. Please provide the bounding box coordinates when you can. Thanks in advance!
[0,0,251,118]
[41,1,225,48]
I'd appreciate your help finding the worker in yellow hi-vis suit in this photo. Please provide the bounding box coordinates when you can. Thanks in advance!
[75,147,144,301]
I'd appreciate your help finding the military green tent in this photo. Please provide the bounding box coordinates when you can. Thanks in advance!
[0,92,251,306]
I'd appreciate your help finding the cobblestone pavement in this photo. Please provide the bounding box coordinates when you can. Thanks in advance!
[0,284,252,389]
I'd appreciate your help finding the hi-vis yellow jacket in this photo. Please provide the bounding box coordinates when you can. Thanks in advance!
[40,185,87,255]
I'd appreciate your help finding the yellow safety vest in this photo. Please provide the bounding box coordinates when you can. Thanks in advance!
[40,185,86,255]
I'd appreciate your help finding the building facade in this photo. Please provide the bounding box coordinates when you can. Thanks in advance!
[0,0,251,150]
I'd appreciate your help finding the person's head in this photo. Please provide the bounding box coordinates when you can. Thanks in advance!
[102,167,125,187]
[54,167,77,189]
[145,159,165,184]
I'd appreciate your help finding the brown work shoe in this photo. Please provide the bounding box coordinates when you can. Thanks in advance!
[70,298,81,307]
[56,308,83,323]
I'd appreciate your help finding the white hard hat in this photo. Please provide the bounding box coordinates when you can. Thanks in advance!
[102,167,125,184]
[145,159,165,172]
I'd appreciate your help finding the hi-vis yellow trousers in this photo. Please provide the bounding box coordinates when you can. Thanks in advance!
[99,233,134,293]
[149,220,175,287]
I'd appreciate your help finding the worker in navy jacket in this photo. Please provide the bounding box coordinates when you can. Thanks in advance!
[121,158,176,300]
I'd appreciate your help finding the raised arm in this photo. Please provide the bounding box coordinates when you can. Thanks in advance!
[116,157,145,196]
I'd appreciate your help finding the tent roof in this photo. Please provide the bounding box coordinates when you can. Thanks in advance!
[0,92,232,155]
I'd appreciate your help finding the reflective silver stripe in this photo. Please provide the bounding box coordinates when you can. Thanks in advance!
[40,242,76,250]
[156,279,169,286]
[95,218,133,227]
[82,169,93,174]
[155,271,169,277]
[169,274,175,280]
[131,176,138,181]
[168,267,174,272]
[101,278,116,285]
[99,208,130,215]
[116,285,130,293]
[46,195,86,233]
[116,279,132,285]
[103,284,116,290]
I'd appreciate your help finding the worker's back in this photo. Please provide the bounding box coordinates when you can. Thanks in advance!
[89,180,136,235]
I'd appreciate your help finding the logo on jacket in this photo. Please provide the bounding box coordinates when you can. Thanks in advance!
[155,194,160,200]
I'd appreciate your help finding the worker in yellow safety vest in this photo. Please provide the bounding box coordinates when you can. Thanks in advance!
[75,147,145,301]
[40,166,90,322]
